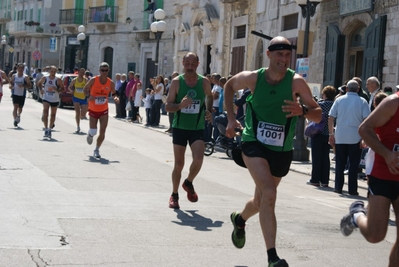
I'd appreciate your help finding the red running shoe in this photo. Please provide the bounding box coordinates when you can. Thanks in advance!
[182,180,198,202]
[169,196,180,209]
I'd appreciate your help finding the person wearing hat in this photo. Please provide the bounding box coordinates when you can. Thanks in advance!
[224,36,321,267]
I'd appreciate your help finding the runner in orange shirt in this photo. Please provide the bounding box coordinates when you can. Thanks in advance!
[83,62,119,158]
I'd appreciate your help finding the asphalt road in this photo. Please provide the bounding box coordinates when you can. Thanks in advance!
[0,89,395,267]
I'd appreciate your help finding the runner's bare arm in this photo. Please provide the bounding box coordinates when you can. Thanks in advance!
[203,77,212,112]
[57,78,64,92]
[287,74,321,122]
[83,78,95,97]
[110,81,120,104]
[1,71,9,84]
[25,76,32,89]
[165,77,181,112]
[359,95,399,174]
[224,71,257,121]
[68,79,76,93]
[224,71,257,138]
[9,74,15,89]
[37,76,46,93]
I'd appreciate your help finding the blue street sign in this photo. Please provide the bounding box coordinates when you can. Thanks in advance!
[49,37,57,52]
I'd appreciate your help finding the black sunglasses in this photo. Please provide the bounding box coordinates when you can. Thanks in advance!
[100,69,109,72]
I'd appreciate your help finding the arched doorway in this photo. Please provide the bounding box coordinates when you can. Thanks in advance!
[104,47,113,78]
[347,25,365,80]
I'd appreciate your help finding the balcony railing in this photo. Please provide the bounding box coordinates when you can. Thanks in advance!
[25,24,62,36]
[8,21,27,34]
[129,17,153,32]
[88,6,118,23]
[59,9,86,25]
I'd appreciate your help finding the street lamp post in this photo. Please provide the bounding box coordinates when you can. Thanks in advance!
[77,25,86,68]
[150,9,167,66]
[1,35,6,70]
[293,0,322,161]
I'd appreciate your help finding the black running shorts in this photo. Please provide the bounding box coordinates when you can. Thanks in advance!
[43,100,59,107]
[12,95,26,107]
[172,128,204,147]
[241,141,293,177]
[368,175,399,201]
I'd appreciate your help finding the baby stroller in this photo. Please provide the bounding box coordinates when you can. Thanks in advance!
[204,112,241,158]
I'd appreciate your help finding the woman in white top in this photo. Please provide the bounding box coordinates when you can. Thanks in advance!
[149,75,164,126]
[133,82,143,123]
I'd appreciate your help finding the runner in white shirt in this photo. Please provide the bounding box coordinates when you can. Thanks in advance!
[36,65,64,138]
[10,63,30,127]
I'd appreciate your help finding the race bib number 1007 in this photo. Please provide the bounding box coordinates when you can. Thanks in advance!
[256,122,285,147]
[181,99,200,114]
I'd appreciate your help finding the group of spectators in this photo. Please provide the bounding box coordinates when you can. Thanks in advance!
[113,71,180,129]
[308,75,394,195]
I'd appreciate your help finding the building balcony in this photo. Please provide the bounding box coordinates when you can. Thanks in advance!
[8,21,28,36]
[0,9,11,22]
[88,6,118,31]
[129,17,151,32]
[59,9,86,32]
[26,23,62,37]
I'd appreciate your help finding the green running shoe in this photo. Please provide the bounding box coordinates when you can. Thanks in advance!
[268,259,288,267]
[230,211,245,249]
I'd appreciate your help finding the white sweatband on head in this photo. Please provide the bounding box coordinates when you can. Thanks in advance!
[89,128,97,136]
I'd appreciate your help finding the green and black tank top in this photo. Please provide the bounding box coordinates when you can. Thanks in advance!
[172,74,206,130]
[242,68,298,152]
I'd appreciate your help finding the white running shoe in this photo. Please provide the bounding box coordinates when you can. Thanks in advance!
[76,126,80,133]
[93,149,101,158]
[16,116,20,123]
[86,132,93,145]
[43,129,48,137]
[48,130,52,139]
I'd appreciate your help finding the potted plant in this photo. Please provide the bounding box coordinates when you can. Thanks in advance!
[49,22,56,27]
[36,26,43,33]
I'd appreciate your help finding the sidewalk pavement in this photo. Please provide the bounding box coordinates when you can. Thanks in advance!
[114,110,335,177]
[111,107,370,197]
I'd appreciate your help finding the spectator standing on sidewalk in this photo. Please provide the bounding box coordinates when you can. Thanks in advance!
[328,79,370,195]
[130,73,142,121]
[224,36,321,267]
[340,91,399,267]
[150,75,164,127]
[210,74,222,141]
[353,77,370,103]
[307,85,335,187]
[142,88,152,125]
[125,71,135,121]
[365,76,381,112]
[165,71,179,133]
[118,74,128,119]
[114,73,122,118]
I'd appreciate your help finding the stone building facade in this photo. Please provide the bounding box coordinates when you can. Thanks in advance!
[59,0,176,88]
[173,0,399,94]
[6,0,62,72]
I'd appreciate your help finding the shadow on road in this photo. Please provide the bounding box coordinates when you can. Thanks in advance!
[172,209,223,231]
[8,127,25,130]
[86,156,120,165]
[39,138,61,142]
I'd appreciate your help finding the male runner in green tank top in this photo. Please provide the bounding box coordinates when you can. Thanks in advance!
[165,52,213,209]
[224,36,322,267]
